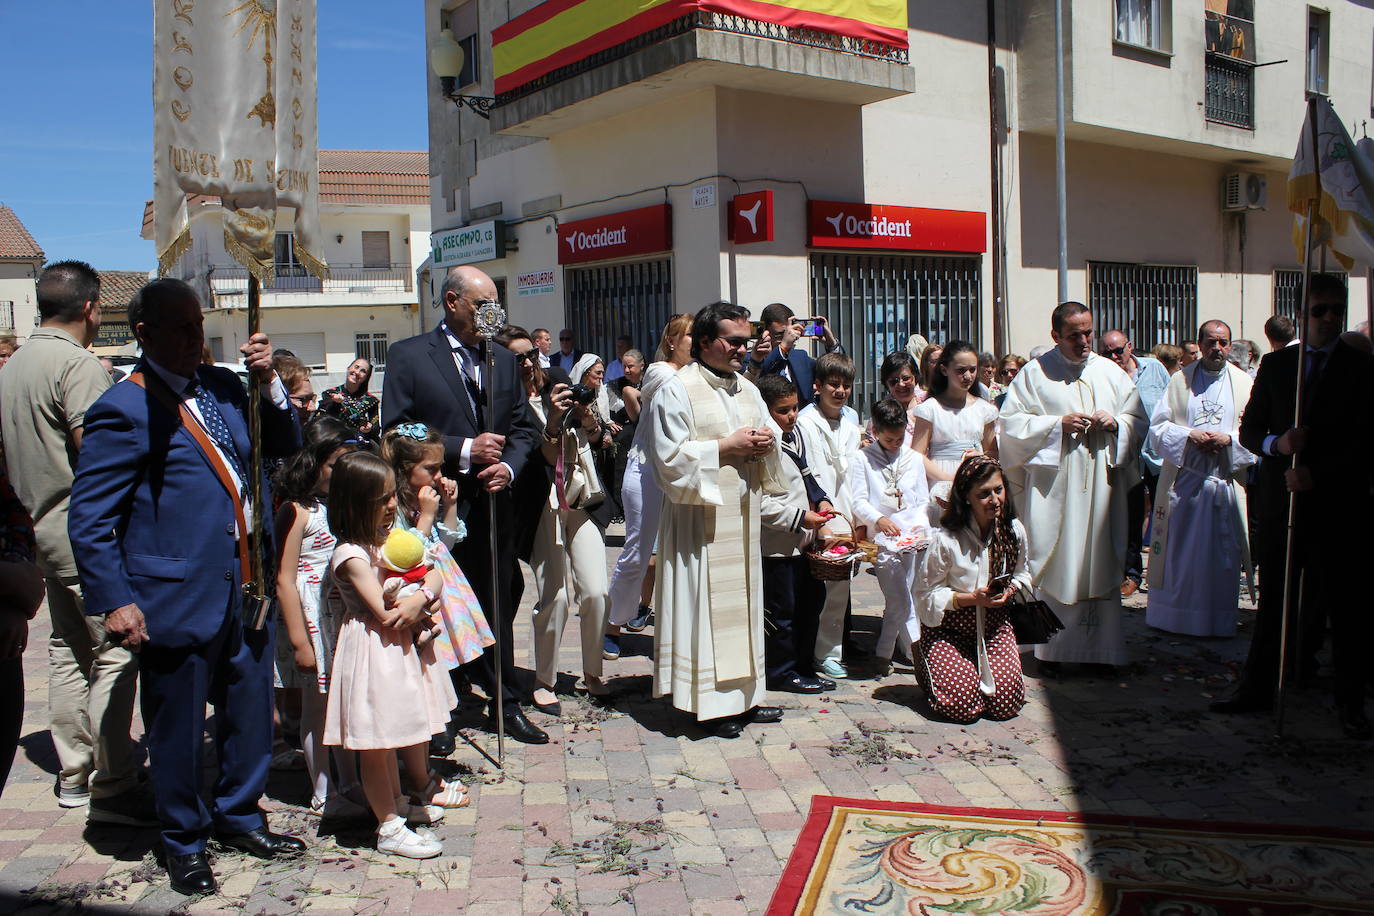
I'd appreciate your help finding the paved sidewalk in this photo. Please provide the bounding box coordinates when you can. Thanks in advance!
[2,552,1371,915]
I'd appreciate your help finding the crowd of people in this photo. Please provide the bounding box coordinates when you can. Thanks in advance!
[0,259,1370,894]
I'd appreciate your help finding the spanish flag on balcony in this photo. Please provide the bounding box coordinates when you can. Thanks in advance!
[1288,95,1374,269]
[492,0,908,96]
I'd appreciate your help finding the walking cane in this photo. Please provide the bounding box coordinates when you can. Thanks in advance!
[474,299,508,766]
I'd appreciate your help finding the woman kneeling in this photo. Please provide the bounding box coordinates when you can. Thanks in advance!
[913,456,1028,723]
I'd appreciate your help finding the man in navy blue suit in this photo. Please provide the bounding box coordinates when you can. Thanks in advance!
[383,265,546,746]
[68,279,302,895]
[746,303,844,407]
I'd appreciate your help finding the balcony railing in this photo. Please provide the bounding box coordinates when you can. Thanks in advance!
[1205,53,1253,129]
[208,263,414,302]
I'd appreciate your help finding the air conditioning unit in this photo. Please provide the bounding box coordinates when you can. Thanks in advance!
[1222,172,1267,211]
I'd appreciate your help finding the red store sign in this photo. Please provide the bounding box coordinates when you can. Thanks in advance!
[558,204,673,265]
[728,190,774,244]
[807,201,986,253]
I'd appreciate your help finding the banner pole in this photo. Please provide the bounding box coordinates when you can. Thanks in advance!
[245,274,270,629]
[1276,94,1323,738]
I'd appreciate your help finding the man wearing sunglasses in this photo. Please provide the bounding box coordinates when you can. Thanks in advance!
[1218,273,1374,739]
[382,265,548,746]
[646,301,787,739]
[1099,330,1170,599]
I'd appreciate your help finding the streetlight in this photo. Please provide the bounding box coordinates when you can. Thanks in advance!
[429,28,496,119]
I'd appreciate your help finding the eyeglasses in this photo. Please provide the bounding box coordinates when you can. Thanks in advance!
[289,394,318,407]
[720,336,751,349]
[1102,346,1127,357]
[1310,303,1345,319]
[559,337,572,342]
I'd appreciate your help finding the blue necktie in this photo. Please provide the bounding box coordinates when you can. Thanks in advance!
[188,377,246,485]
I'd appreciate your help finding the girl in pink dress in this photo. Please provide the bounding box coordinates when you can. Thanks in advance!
[321,452,463,860]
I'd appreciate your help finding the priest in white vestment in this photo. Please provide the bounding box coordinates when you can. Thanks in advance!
[1146,320,1256,637]
[648,302,788,739]
[998,302,1148,667]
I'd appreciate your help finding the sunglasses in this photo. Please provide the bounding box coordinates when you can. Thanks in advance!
[720,336,751,349]
[514,349,539,362]
[1310,303,1345,319]
[1102,346,1127,357]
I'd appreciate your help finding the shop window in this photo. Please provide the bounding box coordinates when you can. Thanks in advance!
[1273,268,1347,320]
[1087,262,1197,351]
[565,258,673,372]
[810,253,982,417]
[1115,0,1172,54]
[355,331,390,368]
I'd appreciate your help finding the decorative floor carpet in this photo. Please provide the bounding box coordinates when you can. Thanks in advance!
[767,797,1374,915]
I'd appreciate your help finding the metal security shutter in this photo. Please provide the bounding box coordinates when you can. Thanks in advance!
[271,332,326,369]
[361,231,391,269]
[1088,262,1197,351]
[565,258,674,366]
[809,253,982,416]
[1273,268,1346,320]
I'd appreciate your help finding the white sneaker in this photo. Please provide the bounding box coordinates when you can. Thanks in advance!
[816,658,849,680]
[377,820,442,859]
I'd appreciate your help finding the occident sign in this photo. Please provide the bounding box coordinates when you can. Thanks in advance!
[432,220,505,268]
[558,204,672,265]
[808,201,986,253]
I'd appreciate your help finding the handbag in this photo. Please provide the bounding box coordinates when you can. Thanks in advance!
[1005,585,1064,645]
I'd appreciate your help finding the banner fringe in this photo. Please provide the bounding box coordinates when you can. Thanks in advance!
[223,228,275,286]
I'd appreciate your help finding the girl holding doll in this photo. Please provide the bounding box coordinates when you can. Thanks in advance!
[322,452,464,860]
[380,424,494,671]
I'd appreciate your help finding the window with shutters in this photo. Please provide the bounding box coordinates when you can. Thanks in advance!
[0,301,14,332]
[810,253,982,417]
[361,231,391,269]
[356,332,389,368]
[271,332,327,370]
[1273,269,1347,320]
[1088,262,1197,351]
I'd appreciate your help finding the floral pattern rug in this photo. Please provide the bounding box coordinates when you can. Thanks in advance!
[768,797,1374,915]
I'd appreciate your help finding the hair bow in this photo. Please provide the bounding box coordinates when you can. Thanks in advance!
[396,423,429,440]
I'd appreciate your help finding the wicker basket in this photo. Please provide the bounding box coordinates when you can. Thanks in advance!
[806,537,878,581]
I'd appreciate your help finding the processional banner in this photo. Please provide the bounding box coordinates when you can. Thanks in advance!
[153,0,327,283]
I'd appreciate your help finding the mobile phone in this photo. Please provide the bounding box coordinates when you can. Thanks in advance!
[987,575,1014,595]
[801,317,826,337]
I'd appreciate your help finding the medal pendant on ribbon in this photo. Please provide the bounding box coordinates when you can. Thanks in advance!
[475,301,507,338]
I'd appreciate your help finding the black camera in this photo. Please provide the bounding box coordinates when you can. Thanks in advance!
[567,383,597,406]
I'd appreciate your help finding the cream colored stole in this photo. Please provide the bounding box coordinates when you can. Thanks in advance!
[679,364,759,684]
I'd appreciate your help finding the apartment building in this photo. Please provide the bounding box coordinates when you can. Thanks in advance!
[424,0,1374,406]
[144,150,432,386]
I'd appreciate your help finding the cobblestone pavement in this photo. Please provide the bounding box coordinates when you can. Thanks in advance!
[3,549,1371,914]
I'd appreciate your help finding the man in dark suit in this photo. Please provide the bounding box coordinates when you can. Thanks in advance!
[746,303,843,407]
[382,265,547,745]
[1214,273,1374,738]
[68,279,303,894]
[550,328,582,373]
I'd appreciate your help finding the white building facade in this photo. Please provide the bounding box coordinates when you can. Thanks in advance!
[0,205,45,344]
[145,150,432,387]
[425,0,1374,408]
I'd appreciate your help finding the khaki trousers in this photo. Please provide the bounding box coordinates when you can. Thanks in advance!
[530,506,608,689]
[46,577,140,797]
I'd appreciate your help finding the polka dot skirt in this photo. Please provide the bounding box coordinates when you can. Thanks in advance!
[916,606,1025,724]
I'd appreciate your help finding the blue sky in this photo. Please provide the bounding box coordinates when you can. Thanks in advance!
[0,1,429,271]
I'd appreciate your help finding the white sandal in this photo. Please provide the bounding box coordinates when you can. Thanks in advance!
[421,775,470,810]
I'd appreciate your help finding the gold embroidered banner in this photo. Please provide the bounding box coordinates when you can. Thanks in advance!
[153,0,328,283]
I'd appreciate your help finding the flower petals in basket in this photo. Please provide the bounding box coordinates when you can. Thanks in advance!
[806,536,879,581]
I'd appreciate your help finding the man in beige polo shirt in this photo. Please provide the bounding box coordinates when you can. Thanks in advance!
[0,260,149,823]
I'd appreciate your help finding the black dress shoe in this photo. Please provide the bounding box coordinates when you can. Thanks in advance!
[1209,693,1271,715]
[813,676,837,692]
[1037,660,1063,679]
[213,826,306,859]
[768,674,826,694]
[167,851,216,896]
[702,717,745,739]
[747,706,784,724]
[429,730,456,758]
[1338,704,1372,740]
[494,707,549,744]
